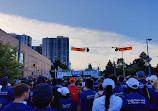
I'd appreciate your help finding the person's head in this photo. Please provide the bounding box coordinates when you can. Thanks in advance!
[119,75,124,82]
[57,87,70,98]
[14,83,30,101]
[52,79,58,86]
[136,71,145,80]
[32,83,53,108]
[126,78,139,93]
[0,77,8,87]
[98,83,103,91]
[102,78,115,111]
[150,75,158,83]
[85,79,93,90]
[69,78,76,84]
[57,79,62,85]
[37,76,46,84]
[104,74,109,79]
[109,74,118,86]
[152,79,158,90]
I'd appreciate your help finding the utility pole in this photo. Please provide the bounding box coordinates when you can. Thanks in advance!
[146,38,152,76]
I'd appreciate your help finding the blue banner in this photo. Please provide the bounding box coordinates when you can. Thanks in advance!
[71,71,83,76]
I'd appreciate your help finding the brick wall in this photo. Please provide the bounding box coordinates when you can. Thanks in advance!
[0,29,51,78]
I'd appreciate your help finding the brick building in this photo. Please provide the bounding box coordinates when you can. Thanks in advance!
[0,29,51,77]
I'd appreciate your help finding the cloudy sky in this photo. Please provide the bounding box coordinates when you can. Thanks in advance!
[0,0,158,70]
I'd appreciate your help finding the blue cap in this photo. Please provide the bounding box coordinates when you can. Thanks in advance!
[33,83,52,105]
[136,71,145,77]
[0,77,8,85]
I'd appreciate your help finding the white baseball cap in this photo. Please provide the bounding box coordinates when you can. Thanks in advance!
[150,75,158,81]
[102,78,115,89]
[57,87,70,96]
[126,78,139,89]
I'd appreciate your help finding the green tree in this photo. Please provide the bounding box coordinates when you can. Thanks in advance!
[105,60,114,75]
[0,43,22,81]
[88,63,93,69]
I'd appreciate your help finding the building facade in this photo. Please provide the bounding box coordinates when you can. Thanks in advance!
[42,36,69,66]
[9,33,32,47]
[0,29,51,78]
[32,45,42,55]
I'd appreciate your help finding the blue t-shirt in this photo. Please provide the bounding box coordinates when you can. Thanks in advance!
[122,93,150,111]
[138,79,155,108]
[0,98,7,110]
[113,86,124,97]
[0,87,15,104]
[60,97,74,111]
[2,102,33,111]
[33,107,57,111]
[79,89,95,111]
[119,82,128,93]
[153,88,158,110]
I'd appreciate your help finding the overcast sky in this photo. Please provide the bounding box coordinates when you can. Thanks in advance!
[0,0,158,70]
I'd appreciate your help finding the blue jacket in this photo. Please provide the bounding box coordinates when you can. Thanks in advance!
[79,89,95,111]
[113,86,124,97]
[0,87,15,104]
[121,93,150,111]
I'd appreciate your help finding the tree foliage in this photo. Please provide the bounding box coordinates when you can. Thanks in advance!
[0,43,22,81]
[51,59,68,70]
[103,51,157,77]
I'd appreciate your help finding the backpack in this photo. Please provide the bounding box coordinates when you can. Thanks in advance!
[68,86,79,104]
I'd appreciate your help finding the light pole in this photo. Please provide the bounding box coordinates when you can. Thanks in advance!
[113,57,117,75]
[146,38,152,76]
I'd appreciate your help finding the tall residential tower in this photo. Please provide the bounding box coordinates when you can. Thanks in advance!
[42,36,69,67]
[9,33,32,47]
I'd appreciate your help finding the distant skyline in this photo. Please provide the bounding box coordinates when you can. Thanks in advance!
[0,0,158,70]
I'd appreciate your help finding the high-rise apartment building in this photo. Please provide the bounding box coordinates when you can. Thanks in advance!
[42,36,69,67]
[32,44,42,55]
[9,33,32,47]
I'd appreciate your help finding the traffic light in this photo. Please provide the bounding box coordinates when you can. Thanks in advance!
[115,48,119,51]
[33,64,37,67]
[86,48,89,52]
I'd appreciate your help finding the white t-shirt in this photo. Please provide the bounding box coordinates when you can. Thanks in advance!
[92,95,122,111]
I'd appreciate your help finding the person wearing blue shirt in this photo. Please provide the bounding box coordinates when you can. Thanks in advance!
[110,75,124,97]
[136,71,155,109]
[32,83,57,111]
[121,78,150,111]
[57,87,74,111]
[0,78,15,105]
[152,79,158,111]
[77,79,95,111]
[2,83,32,111]
[119,75,128,94]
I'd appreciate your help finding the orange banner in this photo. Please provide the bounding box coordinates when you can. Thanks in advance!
[119,47,132,51]
[71,47,85,52]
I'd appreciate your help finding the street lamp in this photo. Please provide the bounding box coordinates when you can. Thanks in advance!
[113,57,117,75]
[146,38,152,76]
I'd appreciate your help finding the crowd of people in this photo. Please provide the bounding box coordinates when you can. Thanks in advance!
[0,71,158,111]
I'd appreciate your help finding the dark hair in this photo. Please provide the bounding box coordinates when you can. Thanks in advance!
[143,85,151,101]
[127,86,138,94]
[14,83,30,98]
[119,75,124,82]
[98,83,103,91]
[52,79,58,86]
[85,79,93,89]
[110,74,118,86]
[104,74,109,79]
[105,85,113,111]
